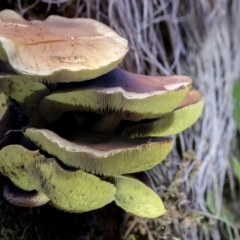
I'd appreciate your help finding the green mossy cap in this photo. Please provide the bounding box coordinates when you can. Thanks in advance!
[0,10,128,82]
[111,175,166,218]
[39,68,192,123]
[0,92,8,117]
[3,184,50,207]
[0,146,40,191]
[121,90,204,138]
[0,92,9,136]
[24,127,173,176]
[0,145,116,213]
[0,72,49,117]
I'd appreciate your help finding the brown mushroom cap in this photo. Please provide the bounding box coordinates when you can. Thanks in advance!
[3,184,50,207]
[121,90,204,138]
[0,10,128,82]
[39,68,192,122]
[24,127,173,176]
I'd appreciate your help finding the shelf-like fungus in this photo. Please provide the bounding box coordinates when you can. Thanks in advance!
[0,72,49,117]
[0,145,116,212]
[0,10,128,82]
[39,67,192,132]
[0,92,9,138]
[0,9,205,221]
[24,127,173,176]
[0,144,166,218]
[121,90,204,138]
[110,174,166,218]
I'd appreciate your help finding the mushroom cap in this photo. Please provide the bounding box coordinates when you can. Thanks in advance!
[0,10,128,82]
[0,92,9,137]
[0,72,49,117]
[39,68,192,122]
[121,90,204,138]
[0,146,36,191]
[24,127,173,176]
[0,145,116,212]
[111,175,166,218]
[3,184,50,207]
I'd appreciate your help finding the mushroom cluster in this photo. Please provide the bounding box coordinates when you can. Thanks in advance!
[0,10,204,218]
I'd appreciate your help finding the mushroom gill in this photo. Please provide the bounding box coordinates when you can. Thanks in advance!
[24,127,173,176]
[39,68,192,133]
[120,90,204,138]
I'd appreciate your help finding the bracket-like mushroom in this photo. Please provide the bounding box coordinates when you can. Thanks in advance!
[121,90,204,138]
[0,145,116,212]
[39,67,192,132]
[0,10,128,82]
[0,73,49,115]
[0,92,9,138]
[110,174,166,218]
[24,127,173,176]
[0,144,167,218]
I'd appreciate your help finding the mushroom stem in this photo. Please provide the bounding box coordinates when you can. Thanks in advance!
[91,115,121,133]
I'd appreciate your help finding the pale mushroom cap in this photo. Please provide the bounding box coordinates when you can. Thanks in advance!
[121,90,204,138]
[0,10,128,82]
[39,68,192,122]
[0,145,116,212]
[24,127,173,176]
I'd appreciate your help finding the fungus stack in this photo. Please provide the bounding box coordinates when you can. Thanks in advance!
[0,10,204,218]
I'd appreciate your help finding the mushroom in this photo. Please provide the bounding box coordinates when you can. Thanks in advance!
[0,10,205,220]
[120,90,204,138]
[0,10,128,82]
[3,184,50,207]
[39,67,192,132]
[0,144,167,218]
[0,145,116,212]
[0,72,49,116]
[109,174,166,218]
[23,127,173,176]
[0,92,9,138]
